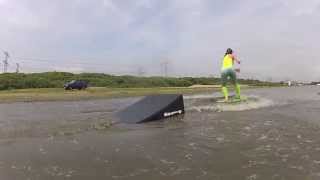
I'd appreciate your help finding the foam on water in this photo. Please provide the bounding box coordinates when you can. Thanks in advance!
[185,95,275,112]
[184,94,220,100]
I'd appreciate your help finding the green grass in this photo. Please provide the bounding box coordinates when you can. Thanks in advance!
[0,87,220,103]
[0,84,280,103]
[0,72,284,91]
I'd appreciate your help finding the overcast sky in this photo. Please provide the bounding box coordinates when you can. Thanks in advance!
[0,0,319,81]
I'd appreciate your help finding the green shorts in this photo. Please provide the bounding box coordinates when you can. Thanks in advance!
[221,68,237,86]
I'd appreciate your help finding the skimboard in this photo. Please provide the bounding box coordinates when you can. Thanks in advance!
[216,96,248,104]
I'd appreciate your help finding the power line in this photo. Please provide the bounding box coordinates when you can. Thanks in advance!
[1,55,168,75]
[10,56,149,75]
[12,56,113,66]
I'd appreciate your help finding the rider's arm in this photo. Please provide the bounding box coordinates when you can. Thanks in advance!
[231,54,240,64]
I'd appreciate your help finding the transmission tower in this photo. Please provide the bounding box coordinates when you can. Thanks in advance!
[16,63,20,73]
[161,61,169,77]
[3,51,9,73]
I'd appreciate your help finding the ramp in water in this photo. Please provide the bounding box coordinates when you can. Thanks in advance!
[116,94,185,124]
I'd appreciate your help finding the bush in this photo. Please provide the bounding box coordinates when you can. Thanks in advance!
[0,72,282,90]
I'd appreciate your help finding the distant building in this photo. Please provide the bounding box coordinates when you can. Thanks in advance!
[310,82,320,85]
[287,81,305,87]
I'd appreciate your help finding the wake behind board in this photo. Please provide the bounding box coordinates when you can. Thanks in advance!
[184,95,258,108]
[185,95,271,112]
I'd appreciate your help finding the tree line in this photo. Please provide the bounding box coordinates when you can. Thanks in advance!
[0,72,282,90]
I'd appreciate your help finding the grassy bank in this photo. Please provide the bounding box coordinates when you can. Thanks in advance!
[0,72,284,103]
[0,86,222,103]
[0,72,283,90]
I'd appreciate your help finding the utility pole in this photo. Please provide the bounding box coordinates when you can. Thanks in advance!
[3,51,9,73]
[161,61,169,77]
[16,63,20,73]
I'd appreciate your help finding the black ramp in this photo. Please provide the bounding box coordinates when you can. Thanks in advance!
[116,94,184,124]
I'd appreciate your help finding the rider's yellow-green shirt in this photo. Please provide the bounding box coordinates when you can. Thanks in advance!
[221,54,233,71]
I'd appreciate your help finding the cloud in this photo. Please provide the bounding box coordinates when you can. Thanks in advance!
[0,0,7,6]
[0,0,319,81]
[281,0,320,16]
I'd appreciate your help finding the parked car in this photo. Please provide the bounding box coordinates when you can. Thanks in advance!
[64,80,88,90]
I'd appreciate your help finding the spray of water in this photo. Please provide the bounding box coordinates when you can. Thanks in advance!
[184,94,274,113]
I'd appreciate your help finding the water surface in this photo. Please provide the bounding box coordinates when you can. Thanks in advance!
[0,86,320,180]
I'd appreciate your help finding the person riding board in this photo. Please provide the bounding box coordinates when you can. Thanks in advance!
[221,48,241,102]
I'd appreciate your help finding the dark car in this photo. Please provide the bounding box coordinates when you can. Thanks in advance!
[64,80,88,90]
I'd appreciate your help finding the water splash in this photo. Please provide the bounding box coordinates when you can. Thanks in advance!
[185,95,274,112]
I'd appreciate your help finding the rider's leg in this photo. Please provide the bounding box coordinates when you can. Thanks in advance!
[222,86,229,101]
[221,70,229,101]
[235,83,241,99]
[230,70,241,99]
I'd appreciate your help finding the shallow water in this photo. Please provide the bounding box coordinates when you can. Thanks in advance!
[0,86,320,179]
